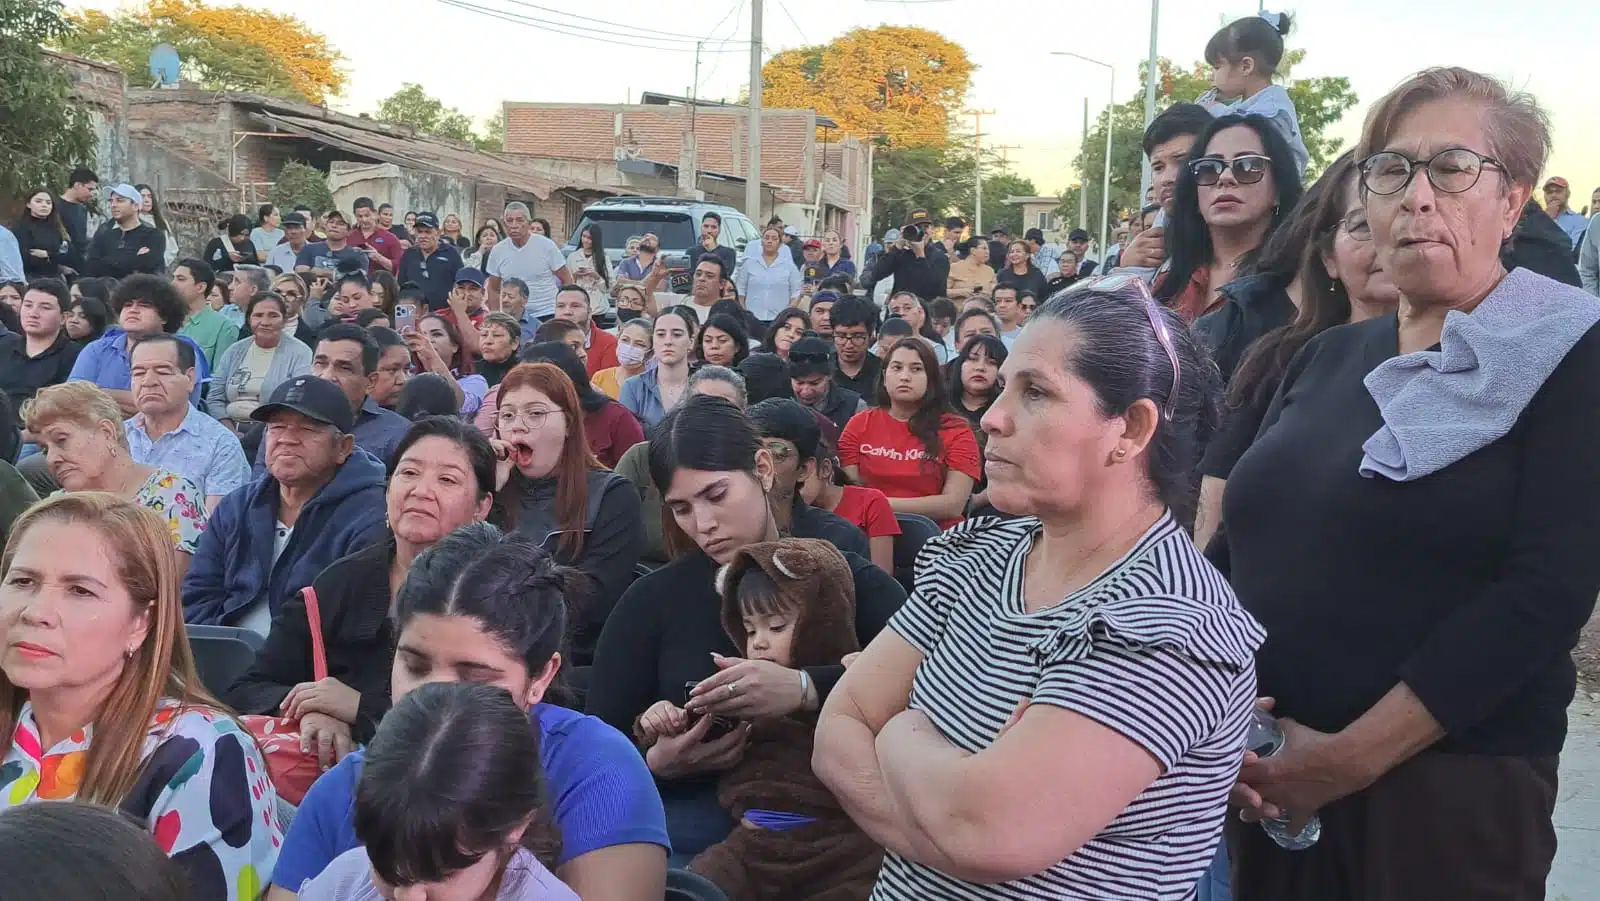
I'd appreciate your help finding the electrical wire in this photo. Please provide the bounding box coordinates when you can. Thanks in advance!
[695,0,747,98]
[493,0,749,44]
[435,0,750,52]
[775,0,810,45]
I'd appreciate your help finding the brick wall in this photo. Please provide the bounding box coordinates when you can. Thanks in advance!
[504,103,818,200]
[45,51,130,185]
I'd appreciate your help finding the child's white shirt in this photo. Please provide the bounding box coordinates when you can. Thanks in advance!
[1201,84,1309,176]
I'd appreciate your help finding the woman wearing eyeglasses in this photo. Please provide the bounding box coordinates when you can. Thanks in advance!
[816,279,1266,901]
[1156,114,1304,322]
[488,362,642,665]
[1223,69,1600,900]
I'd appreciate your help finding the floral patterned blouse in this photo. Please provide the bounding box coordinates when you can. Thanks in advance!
[134,469,208,555]
[0,699,282,899]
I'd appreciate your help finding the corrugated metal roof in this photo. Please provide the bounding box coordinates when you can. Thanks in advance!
[251,109,624,200]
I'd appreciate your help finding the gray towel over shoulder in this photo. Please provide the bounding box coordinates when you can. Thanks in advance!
[1360,267,1600,482]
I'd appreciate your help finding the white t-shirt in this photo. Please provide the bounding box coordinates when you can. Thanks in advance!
[486,233,568,319]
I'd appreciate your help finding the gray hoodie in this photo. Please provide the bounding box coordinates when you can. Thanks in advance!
[297,847,579,901]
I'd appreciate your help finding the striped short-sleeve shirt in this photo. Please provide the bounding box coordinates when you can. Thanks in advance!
[873,513,1266,901]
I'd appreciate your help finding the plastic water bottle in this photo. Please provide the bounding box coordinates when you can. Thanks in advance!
[1244,709,1321,850]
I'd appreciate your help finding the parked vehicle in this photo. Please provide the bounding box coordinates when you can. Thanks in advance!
[562,197,758,293]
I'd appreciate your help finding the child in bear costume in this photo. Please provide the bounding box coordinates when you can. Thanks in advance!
[635,538,883,901]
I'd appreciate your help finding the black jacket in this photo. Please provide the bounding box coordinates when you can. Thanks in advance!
[1506,200,1581,287]
[12,217,67,279]
[85,221,166,279]
[0,331,79,424]
[493,469,644,665]
[815,383,865,436]
[1193,273,1297,387]
[226,539,396,744]
[864,243,950,302]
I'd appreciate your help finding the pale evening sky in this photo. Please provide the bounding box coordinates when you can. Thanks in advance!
[79,0,1600,211]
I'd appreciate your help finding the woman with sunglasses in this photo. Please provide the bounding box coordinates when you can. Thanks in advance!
[1223,69,1600,900]
[1155,114,1303,322]
[1192,152,1401,552]
[816,278,1265,901]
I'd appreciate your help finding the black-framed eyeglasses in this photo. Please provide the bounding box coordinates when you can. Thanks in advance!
[833,331,870,345]
[1188,155,1272,187]
[1359,148,1505,196]
[1062,274,1182,421]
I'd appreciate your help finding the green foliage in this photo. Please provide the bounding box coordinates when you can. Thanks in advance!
[477,110,505,153]
[870,139,1037,235]
[1056,53,1357,227]
[0,0,97,202]
[268,160,333,215]
[377,83,490,146]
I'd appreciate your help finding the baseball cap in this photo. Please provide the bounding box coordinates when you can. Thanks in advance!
[783,225,799,237]
[282,212,308,228]
[787,335,834,378]
[1024,228,1046,243]
[455,267,486,287]
[904,208,932,225]
[413,212,441,230]
[1068,228,1091,242]
[251,376,355,433]
[1545,176,1570,190]
[109,184,142,204]
[802,238,822,249]
[883,228,902,243]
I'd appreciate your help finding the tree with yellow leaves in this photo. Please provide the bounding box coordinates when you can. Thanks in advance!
[762,26,973,148]
[56,0,346,104]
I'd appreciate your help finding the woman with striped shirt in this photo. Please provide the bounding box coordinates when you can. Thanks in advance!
[814,277,1266,900]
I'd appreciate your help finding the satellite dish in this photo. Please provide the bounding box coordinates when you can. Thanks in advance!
[149,44,181,87]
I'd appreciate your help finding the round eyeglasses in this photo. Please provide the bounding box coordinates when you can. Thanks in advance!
[1359,148,1505,196]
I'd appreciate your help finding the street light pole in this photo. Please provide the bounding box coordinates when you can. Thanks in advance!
[1053,51,1116,269]
[1140,0,1160,204]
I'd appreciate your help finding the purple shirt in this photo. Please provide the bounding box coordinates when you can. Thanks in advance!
[300,846,579,900]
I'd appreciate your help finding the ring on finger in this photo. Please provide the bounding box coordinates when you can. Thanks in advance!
[727,681,739,697]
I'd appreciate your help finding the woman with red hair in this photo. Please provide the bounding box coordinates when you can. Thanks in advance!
[489,362,644,664]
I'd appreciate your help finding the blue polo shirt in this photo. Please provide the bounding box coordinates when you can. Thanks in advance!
[396,242,464,309]
[270,703,669,890]
[68,329,209,406]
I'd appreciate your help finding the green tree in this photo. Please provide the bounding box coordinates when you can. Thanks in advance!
[0,0,97,202]
[376,83,506,151]
[870,139,1037,235]
[268,160,333,217]
[1057,53,1357,228]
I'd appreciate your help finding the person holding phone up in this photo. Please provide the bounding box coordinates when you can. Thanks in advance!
[614,231,669,298]
[862,208,949,303]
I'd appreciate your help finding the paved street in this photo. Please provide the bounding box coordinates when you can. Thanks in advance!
[1552,690,1600,901]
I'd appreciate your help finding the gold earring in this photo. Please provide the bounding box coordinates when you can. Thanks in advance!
[1114,448,1127,460]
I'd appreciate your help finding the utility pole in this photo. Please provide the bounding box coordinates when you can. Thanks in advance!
[745,0,764,221]
[1140,0,1160,203]
[964,108,996,234]
[1079,98,1088,230]
[992,144,1022,171]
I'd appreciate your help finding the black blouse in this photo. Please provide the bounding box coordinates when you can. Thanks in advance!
[1223,314,1600,756]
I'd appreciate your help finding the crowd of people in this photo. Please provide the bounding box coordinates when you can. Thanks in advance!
[1,8,1598,900]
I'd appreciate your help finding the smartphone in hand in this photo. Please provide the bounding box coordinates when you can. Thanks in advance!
[683,680,738,742]
[394,305,415,335]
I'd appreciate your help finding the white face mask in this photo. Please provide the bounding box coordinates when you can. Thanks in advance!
[616,342,648,367]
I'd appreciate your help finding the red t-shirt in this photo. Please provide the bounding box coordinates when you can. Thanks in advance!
[831,485,902,538]
[586,327,620,376]
[837,408,981,529]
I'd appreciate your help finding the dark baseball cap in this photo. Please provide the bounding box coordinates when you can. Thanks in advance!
[250,375,355,433]
[904,208,933,226]
[282,212,308,228]
[455,267,486,287]
[1024,227,1046,243]
[1068,228,1091,242]
[787,335,834,379]
[413,212,441,230]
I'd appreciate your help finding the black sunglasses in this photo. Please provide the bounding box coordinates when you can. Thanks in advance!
[1188,155,1272,187]
[789,350,832,365]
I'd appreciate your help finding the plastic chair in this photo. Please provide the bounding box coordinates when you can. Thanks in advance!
[892,513,941,594]
[185,624,265,698]
[665,868,729,901]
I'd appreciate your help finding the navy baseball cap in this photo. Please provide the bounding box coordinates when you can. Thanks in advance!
[251,376,355,433]
[455,267,486,287]
[413,212,441,230]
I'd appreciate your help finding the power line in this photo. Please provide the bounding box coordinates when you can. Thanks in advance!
[696,0,747,95]
[435,0,750,52]
[774,0,809,44]
[492,0,749,44]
